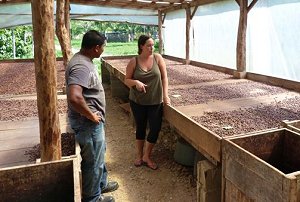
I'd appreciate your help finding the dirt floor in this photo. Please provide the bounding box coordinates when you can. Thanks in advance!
[103,87,197,202]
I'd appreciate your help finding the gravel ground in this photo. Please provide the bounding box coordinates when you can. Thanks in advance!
[0,61,65,95]
[170,80,288,106]
[24,132,75,162]
[104,58,232,85]
[192,96,300,137]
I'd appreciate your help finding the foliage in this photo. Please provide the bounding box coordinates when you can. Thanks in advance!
[0,21,158,60]
[70,20,158,41]
[0,26,33,59]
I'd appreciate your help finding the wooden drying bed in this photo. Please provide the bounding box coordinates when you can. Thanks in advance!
[101,56,300,164]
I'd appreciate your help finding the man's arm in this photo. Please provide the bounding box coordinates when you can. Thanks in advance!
[68,84,101,123]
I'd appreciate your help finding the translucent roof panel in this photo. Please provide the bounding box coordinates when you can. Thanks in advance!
[0,3,32,28]
[0,2,158,29]
[70,4,157,15]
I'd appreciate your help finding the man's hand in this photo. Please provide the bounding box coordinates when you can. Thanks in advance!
[91,112,101,124]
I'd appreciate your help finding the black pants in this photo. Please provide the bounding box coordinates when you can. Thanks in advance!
[130,100,163,144]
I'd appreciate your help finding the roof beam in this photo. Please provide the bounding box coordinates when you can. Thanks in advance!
[161,0,221,13]
[0,0,30,4]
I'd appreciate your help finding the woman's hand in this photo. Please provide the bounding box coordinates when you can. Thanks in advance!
[135,80,147,93]
[163,95,171,105]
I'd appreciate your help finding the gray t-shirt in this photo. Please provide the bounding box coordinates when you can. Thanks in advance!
[65,52,106,122]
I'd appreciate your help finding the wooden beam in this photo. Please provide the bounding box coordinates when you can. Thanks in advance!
[31,0,62,161]
[191,5,198,19]
[0,0,30,4]
[247,0,258,12]
[162,12,167,24]
[162,0,221,13]
[70,0,168,10]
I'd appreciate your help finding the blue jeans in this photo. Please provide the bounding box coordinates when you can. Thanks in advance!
[70,116,108,202]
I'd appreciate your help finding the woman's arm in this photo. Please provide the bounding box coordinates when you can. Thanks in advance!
[125,57,147,93]
[156,53,171,105]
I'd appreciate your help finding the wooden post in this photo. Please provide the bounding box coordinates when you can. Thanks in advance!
[185,6,191,65]
[56,0,72,67]
[236,0,247,74]
[158,10,163,54]
[12,28,16,59]
[235,0,258,78]
[64,0,70,34]
[31,0,62,162]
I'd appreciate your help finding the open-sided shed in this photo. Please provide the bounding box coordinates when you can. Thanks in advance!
[1,0,300,201]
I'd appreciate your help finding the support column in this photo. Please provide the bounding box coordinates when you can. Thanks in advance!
[185,7,191,65]
[158,10,163,54]
[234,0,258,79]
[31,0,62,161]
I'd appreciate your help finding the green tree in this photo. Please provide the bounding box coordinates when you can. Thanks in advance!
[70,20,158,40]
[0,26,33,60]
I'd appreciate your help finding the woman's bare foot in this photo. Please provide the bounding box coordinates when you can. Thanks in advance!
[142,158,158,170]
[134,159,143,167]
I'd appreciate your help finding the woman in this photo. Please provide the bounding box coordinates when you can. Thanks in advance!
[125,35,170,170]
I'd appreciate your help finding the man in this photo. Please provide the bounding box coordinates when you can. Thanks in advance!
[65,30,118,202]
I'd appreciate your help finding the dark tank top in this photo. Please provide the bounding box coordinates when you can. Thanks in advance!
[129,55,163,105]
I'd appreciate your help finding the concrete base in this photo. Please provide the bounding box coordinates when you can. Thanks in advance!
[233,70,247,79]
[197,160,221,202]
[174,137,195,166]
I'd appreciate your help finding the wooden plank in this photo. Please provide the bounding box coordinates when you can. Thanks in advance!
[0,114,70,141]
[222,129,300,202]
[0,133,39,150]
[114,67,126,82]
[102,55,134,60]
[0,159,80,202]
[164,105,221,163]
[0,118,39,131]
[223,140,284,201]
[247,72,300,93]
[0,148,32,168]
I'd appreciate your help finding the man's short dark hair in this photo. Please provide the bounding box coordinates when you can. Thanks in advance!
[81,30,106,49]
